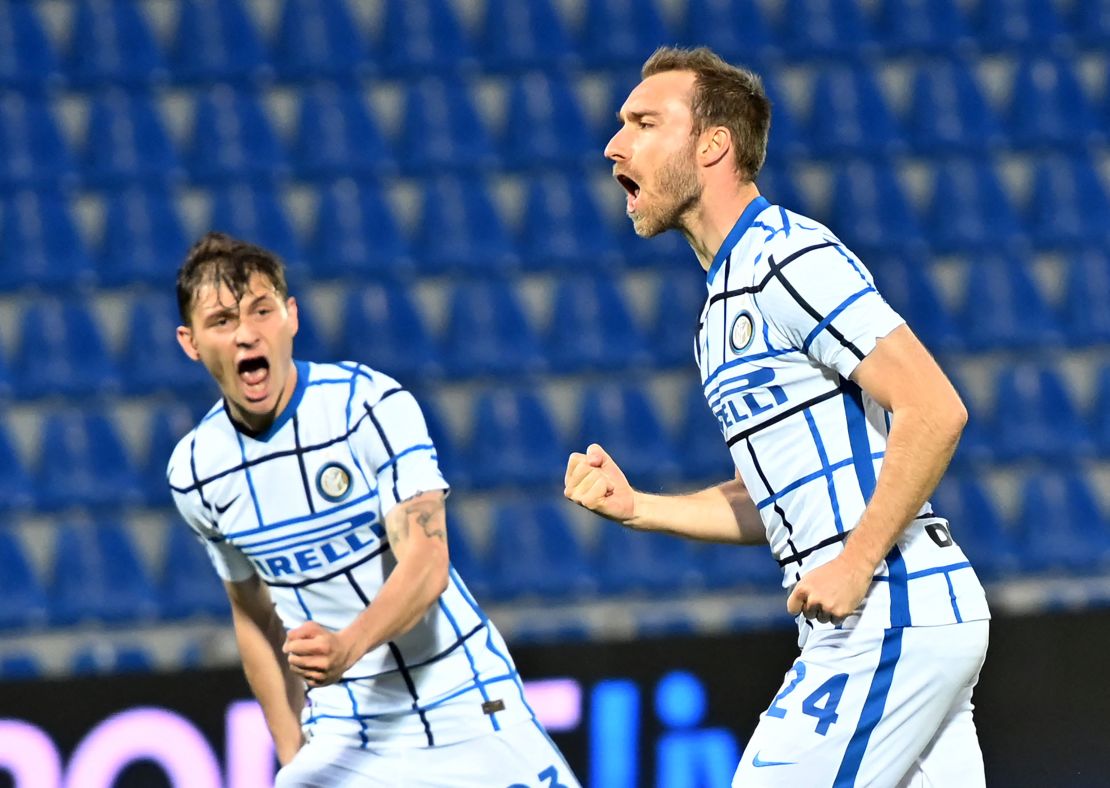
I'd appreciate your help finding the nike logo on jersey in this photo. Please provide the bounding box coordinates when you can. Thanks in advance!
[751,751,796,768]
[214,495,240,515]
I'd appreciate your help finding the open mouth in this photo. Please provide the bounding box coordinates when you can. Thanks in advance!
[237,355,270,400]
[615,173,641,213]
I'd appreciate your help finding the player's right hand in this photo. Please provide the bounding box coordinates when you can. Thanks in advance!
[564,443,636,523]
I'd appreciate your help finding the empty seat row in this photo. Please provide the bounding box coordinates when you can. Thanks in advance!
[7,0,1110,91]
[3,466,1108,636]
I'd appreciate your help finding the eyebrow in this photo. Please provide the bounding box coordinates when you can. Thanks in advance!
[616,109,662,123]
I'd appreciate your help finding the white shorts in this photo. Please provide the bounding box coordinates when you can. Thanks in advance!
[274,718,581,788]
[733,620,989,788]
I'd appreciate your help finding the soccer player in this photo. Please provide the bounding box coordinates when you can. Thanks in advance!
[565,47,990,787]
[169,233,579,787]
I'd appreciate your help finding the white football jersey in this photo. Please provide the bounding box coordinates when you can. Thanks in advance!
[696,196,990,635]
[169,361,534,748]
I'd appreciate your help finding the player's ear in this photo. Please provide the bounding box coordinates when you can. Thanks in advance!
[286,296,299,338]
[176,325,202,361]
[698,126,730,168]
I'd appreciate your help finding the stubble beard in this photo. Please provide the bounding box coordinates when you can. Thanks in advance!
[630,138,702,238]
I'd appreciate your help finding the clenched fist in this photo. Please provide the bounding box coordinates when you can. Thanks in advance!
[564,444,636,523]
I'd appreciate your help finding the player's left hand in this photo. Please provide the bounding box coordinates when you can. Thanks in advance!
[786,553,874,624]
[283,622,356,688]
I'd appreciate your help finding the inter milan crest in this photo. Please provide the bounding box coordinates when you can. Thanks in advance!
[730,311,755,353]
[316,462,352,502]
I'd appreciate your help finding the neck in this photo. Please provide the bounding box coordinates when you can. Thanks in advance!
[680,181,762,271]
[227,360,299,436]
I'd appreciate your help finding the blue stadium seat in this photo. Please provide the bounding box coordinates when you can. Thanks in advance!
[0,653,42,680]
[958,255,1063,351]
[481,0,575,72]
[905,58,1003,154]
[1074,0,1110,46]
[809,67,902,158]
[187,86,286,182]
[338,284,441,381]
[595,525,703,596]
[71,644,155,675]
[66,0,168,87]
[0,531,49,630]
[413,175,517,272]
[829,162,923,255]
[681,0,778,64]
[0,3,61,89]
[0,420,34,511]
[399,78,496,174]
[0,93,75,191]
[760,74,811,163]
[502,72,596,170]
[579,0,672,69]
[309,179,413,280]
[758,165,810,217]
[991,365,1092,462]
[291,300,332,362]
[380,0,474,75]
[50,521,160,626]
[120,293,212,397]
[544,276,652,373]
[874,0,973,54]
[419,398,467,488]
[701,542,784,591]
[575,384,681,487]
[650,267,707,367]
[868,255,962,355]
[36,410,143,511]
[1026,153,1110,248]
[518,172,621,270]
[444,513,491,601]
[0,190,95,291]
[488,500,595,600]
[160,520,230,620]
[142,401,210,507]
[1008,57,1102,149]
[170,0,270,84]
[209,182,304,277]
[83,89,181,185]
[947,375,997,469]
[1095,365,1110,456]
[973,0,1070,52]
[97,185,188,287]
[677,380,735,482]
[1016,472,1110,574]
[273,0,368,80]
[12,299,117,399]
[929,475,1022,580]
[293,82,393,179]
[780,0,877,59]
[927,159,1024,253]
[441,281,544,379]
[465,388,565,489]
[1062,249,1110,347]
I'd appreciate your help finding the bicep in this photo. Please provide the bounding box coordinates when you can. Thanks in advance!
[383,490,449,565]
[850,324,964,414]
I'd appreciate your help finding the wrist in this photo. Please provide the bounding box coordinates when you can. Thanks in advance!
[624,491,651,530]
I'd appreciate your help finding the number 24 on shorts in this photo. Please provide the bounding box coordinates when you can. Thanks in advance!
[766,662,850,736]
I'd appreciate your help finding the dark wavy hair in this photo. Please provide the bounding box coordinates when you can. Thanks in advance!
[176,232,288,325]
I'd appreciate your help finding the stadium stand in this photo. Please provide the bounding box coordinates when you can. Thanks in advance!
[1,0,1108,678]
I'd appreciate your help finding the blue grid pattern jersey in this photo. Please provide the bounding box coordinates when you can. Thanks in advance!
[168,361,533,748]
[697,197,990,634]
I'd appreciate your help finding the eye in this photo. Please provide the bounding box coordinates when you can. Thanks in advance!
[638,120,654,129]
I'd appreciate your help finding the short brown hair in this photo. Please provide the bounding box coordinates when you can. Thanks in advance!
[176,232,288,325]
[641,46,771,182]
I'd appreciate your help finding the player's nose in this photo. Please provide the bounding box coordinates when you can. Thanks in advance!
[604,127,628,162]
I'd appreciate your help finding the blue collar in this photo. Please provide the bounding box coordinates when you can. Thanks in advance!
[226,359,309,443]
[706,196,771,286]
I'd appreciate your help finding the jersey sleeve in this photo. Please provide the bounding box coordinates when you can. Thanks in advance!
[168,450,256,583]
[755,241,905,379]
[354,384,449,518]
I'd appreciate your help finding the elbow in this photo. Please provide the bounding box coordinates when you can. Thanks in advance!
[946,392,969,437]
